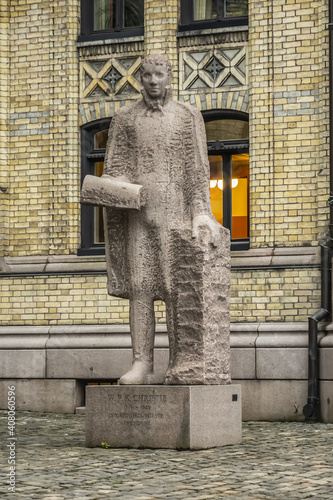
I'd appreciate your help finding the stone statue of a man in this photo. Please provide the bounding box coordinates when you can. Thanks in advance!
[82,54,231,386]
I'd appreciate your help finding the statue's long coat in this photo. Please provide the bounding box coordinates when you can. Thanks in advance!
[102,97,212,300]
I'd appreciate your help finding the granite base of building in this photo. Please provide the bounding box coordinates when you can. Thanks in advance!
[85,384,242,450]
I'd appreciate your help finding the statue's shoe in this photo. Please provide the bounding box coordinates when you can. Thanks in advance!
[118,360,153,385]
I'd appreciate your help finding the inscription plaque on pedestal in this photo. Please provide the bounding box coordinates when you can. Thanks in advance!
[85,385,241,450]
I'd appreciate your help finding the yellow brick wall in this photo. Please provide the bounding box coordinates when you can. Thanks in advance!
[0,0,10,256]
[231,267,321,323]
[144,0,179,91]
[0,1,329,329]
[0,275,165,325]
[317,0,330,241]
[7,0,80,257]
[249,0,329,248]
[0,267,320,325]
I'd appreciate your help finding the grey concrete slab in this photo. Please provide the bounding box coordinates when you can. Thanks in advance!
[46,348,169,380]
[256,348,308,379]
[320,330,333,346]
[320,381,333,423]
[0,350,46,378]
[0,334,49,349]
[238,379,307,421]
[231,348,255,379]
[0,379,82,413]
[85,384,241,449]
[320,348,333,379]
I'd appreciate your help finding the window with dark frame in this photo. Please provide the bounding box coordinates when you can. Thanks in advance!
[79,112,249,255]
[80,0,144,42]
[180,0,248,31]
[204,111,249,251]
[79,119,110,255]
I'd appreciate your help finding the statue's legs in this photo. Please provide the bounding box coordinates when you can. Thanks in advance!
[119,294,155,384]
[119,213,156,385]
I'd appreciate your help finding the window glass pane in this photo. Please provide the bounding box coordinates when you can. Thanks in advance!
[94,161,105,243]
[94,129,108,149]
[94,0,116,30]
[209,155,223,225]
[205,119,249,141]
[225,0,248,18]
[193,0,218,20]
[231,153,249,239]
[124,0,144,27]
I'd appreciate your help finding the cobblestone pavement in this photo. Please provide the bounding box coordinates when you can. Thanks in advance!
[1,411,333,499]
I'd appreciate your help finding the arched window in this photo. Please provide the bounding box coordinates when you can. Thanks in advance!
[204,110,249,251]
[79,111,249,254]
[79,119,110,255]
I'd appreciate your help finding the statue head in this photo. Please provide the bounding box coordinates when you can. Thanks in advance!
[140,54,172,101]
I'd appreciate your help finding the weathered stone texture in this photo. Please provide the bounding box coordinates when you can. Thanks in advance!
[164,229,230,384]
[86,385,241,449]
[82,55,231,385]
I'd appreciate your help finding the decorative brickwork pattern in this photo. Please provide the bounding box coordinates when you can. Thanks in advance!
[180,48,247,90]
[178,28,249,120]
[179,90,249,114]
[80,56,142,99]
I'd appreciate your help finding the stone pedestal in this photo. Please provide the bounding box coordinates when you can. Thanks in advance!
[85,385,242,450]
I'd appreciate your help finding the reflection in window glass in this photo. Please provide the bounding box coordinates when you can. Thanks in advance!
[193,0,218,20]
[124,0,144,27]
[94,129,109,149]
[208,153,249,239]
[226,0,248,17]
[94,0,116,30]
[94,161,105,244]
[231,154,249,239]
[209,155,223,225]
[93,0,144,31]
[205,120,249,141]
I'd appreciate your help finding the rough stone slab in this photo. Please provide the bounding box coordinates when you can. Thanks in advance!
[164,228,230,384]
[319,348,333,379]
[256,348,308,379]
[85,384,241,449]
[320,381,333,423]
[0,350,46,378]
[231,348,256,379]
[0,379,83,413]
[46,348,169,379]
[238,380,307,421]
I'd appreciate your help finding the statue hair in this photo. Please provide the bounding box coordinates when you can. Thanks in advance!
[140,53,172,77]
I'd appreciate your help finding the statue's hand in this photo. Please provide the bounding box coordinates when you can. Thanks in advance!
[192,214,221,247]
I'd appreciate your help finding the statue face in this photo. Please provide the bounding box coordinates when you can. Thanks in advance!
[141,62,170,100]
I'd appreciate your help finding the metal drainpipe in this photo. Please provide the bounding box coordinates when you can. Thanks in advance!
[303,0,333,421]
[303,245,331,422]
